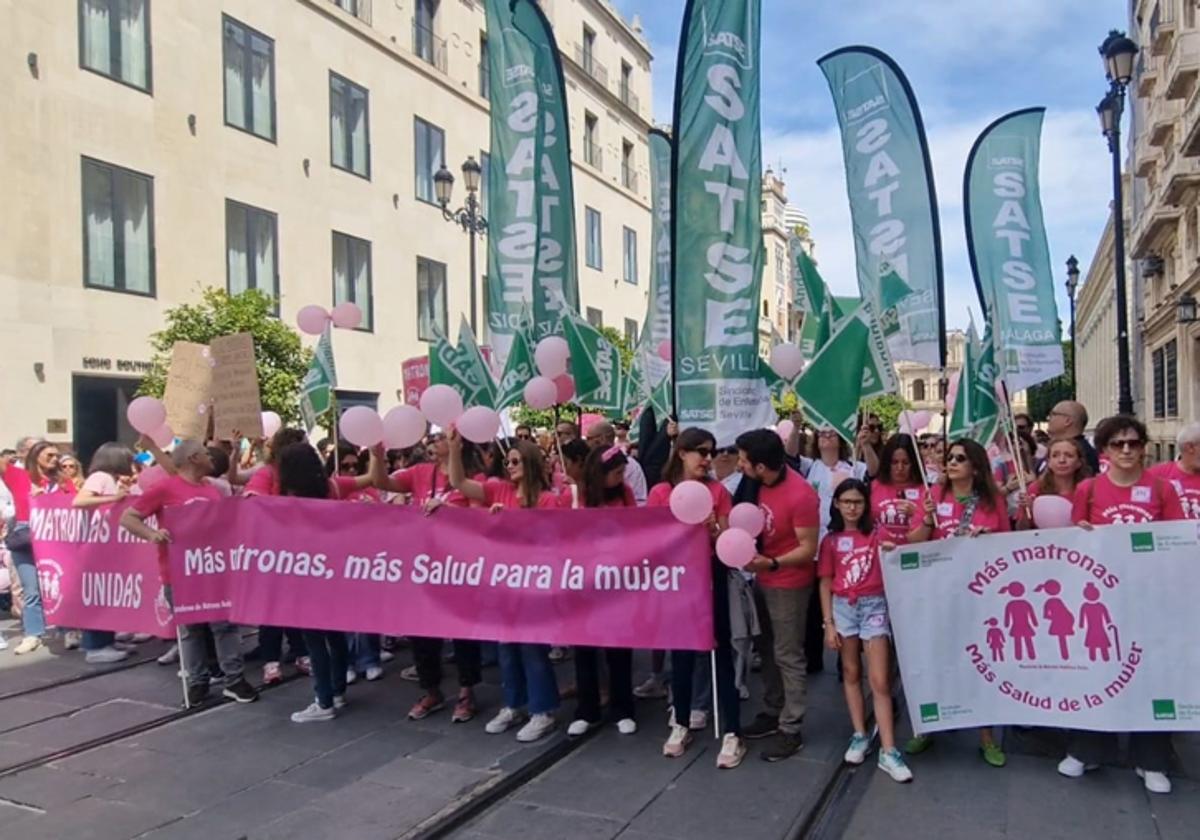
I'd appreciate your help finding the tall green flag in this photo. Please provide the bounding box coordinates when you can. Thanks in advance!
[299,324,337,431]
[672,0,776,444]
[642,128,674,389]
[561,314,627,415]
[429,318,497,409]
[793,307,871,443]
[494,309,536,411]
[948,318,1000,444]
[792,244,833,360]
[818,46,945,370]
[964,108,1063,393]
[485,0,578,357]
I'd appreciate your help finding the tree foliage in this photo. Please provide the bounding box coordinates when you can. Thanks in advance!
[138,289,312,424]
[862,394,911,432]
[1025,341,1074,422]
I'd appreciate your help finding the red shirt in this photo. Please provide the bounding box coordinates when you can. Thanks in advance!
[646,478,734,519]
[818,529,884,601]
[925,484,1011,539]
[3,469,77,521]
[871,482,923,545]
[130,475,222,582]
[557,483,636,509]
[1072,473,1186,525]
[331,476,380,503]
[756,467,820,590]
[482,478,558,510]
[1147,462,1200,520]
[243,465,278,496]
[389,462,453,505]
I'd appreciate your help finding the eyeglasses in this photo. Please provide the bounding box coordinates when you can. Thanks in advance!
[506,457,523,467]
[1107,438,1144,452]
[837,497,866,507]
[717,446,738,456]
[946,453,970,465]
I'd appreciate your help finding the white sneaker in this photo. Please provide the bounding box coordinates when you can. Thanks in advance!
[64,630,82,650]
[13,636,42,655]
[0,636,7,650]
[567,719,598,737]
[844,732,871,765]
[1057,754,1098,778]
[290,702,335,723]
[380,649,395,663]
[663,723,692,758]
[156,644,179,665]
[716,733,746,769]
[365,665,384,681]
[400,665,419,682]
[689,710,708,730]
[85,646,130,664]
[617,718,637,735]
[333,695,348,710]
[877,748,914,783]
[485,707,526,734]
[1136,768,1172,794]
[346,668,358,685]
[516,713,557,743]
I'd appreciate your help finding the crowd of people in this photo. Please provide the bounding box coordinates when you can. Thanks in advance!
[2,399,1197,790]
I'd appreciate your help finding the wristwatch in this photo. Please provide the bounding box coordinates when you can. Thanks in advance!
[768,557,781,572]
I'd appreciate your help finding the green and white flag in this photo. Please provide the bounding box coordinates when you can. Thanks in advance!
[561,314,626,415]
[299,324,337,431]
[793,307,871,443]
[642,128,674,389]
[429,318,497,409]
[792,245,833,360]
[485,0,579,357]
[964,108,1063,392]
[494,308,536,411]
[948,317,1000,444]
[818,46,945,368]
[856,300,899,400]
[672,0,776,444]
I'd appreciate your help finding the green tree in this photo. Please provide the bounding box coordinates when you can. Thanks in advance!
[1025,341,1074,422]
[862,394,911,432]
[139,289,312,424]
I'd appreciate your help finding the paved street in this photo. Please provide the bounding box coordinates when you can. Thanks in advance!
[1,620,1197,840]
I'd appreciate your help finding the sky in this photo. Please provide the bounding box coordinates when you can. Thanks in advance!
[610,0,1130,331]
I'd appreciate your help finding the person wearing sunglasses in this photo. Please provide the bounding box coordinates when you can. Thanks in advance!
[905,438,1009,768]
[514,424,534,443]
[1059,415,1184,795]
[645,428,745,769]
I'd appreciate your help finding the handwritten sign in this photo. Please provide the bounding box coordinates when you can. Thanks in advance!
[210,333,263,439]
[162,342,213,440]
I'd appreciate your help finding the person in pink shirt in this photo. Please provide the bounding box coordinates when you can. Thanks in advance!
[1146,422,1200,520]
[1015,438,1091,529]
[818,478,912,783]
[120,441,258,707]
[871,434,925,545]
[240,427,307,497]
[1060,415,1183,794]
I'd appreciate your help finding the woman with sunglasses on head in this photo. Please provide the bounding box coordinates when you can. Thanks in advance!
[871,434,925,546]
[905,437,1010,767]
[1058,416,1184,795]
[58,455,84,493]
[446,427,560,741]
[646,428,746,769]
[1015,438,1091,530]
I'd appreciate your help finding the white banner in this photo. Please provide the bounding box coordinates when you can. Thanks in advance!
[884,522,1200,733]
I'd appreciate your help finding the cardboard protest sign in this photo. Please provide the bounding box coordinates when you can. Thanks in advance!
[162,342,213,440]
[210,333,263,439]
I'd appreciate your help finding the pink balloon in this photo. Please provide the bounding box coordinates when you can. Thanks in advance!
[330,302,363,330]
[729,502,764,538]
[137,464,167,492]
[669,480,714,525]
[383,405,426,449]
[769,343,804,381]
[127,396,166,435]
[339,406,383,448]
[261,411,282,438]
[554,374,575,404]
[1032,494,1073,529]
[524,377,557,410]
[776,419,796,442]
[657,340,672,362]
[149,423,174,449]
[716,528,756,570]
[297,305,331,336]
[458,406,501,444]
[419,385,465,428]
[534,336,570,378]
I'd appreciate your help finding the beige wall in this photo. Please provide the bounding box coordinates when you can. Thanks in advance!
[1075,214,1122,433]
[0,0,654,447]
[759,170,794,355]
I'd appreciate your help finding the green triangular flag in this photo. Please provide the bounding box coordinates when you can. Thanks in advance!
[495,308,536,410]
[560,314,625,413]
[429,318,497,409]
[878,259,914,310]
[948,317,1000,444]
[793,309,870,444]
[300,324,337,431]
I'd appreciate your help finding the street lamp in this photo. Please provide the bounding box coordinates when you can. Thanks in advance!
[1097,29,1138,416]
[1065,255,1080,399]
[1179,293,1199,324]
[434,156,488,335]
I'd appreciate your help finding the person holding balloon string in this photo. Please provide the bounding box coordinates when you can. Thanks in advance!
[1014,438,1092,530]
[870,434,926,546]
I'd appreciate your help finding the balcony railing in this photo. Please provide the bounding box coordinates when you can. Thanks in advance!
[621,163,638,192]
[1166,30,1200,99]
[331,0,372,25]
[574,44,609,86]
[619,83,640,114]
[1182,85,1200,155]
[1151,1,1176,57]
[413,21,447,73]
[584,139,603,170]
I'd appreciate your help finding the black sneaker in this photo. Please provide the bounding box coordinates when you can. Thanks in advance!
[222,678,260,704]
[742,713,780,740]
[185,683,210,708]
[761,731,805,762]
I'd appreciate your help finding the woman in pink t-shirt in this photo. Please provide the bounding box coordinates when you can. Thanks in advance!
[906,437,1008,767]
[1015,438,1091,530]
[1060,415,1182,795]
[871,434,925,546]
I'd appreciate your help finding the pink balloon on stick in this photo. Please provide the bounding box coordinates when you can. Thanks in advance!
[297,305,331,336]
[383,405,426,449]
[339,406,384,448]
[776,419,795,442]
[534,336,570,378]
[554,375,575,404]
[457,406,502,444]
[419,385,465,428]
[524,377,557,410]
[330,302,363,330]
[149,423,174,449]
[669,480,714,525]
[729,502,765,538]
[657,340,672,362]
[127,396,166,435]
[716,528,756,569]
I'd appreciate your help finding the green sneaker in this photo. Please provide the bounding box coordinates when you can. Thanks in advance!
[980,742,1007,767]
[904,734,933,755]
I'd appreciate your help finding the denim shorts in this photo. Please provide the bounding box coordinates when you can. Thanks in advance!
[832,594,890,641]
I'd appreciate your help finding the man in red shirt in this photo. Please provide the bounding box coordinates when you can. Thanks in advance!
[735,429,820,762]
[1147,423,1200,520]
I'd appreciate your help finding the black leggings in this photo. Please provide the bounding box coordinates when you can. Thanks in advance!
[670,559,740,736]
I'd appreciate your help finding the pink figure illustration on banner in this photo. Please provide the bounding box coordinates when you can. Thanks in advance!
[998,582,1038,661]
[1033,579,1075,660]
[984,618,1005,662]
[1078,582,1117,661]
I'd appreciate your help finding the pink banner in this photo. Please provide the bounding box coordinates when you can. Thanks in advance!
[164,497,714,650]
[401,356,430,406]
[29,497,176,637]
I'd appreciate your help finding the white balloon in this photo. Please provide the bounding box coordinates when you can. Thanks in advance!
[769,343,804,381]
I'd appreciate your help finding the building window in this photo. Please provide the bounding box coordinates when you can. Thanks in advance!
[331,0,371,25]
[414,117,446,204]
[586,307,604,328]
[622,227,638,285]
[479,150,491,217]
[584,112,601,169]
[332,231,372,331]
[330,72,370,178]
[621,141,635,190]
[620,60,636,111]
[417,257,448,341]
[1154,340,1178,418]
[582,26,596,71]
[225,200,278,302]
[413,0,445,72]
[82,157,154,296]
[624,318,639,346]
[479,33,490,98]
[222,16,275,141]
[912,379,926,402]
[79,0,151,92]
[762,299,769,317]
[585,207,602,269]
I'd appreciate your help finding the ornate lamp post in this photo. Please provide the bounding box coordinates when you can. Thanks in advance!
[434,156,488,335]
[1066,255,1080,399]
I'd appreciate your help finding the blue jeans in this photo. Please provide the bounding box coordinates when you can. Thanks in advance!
[303,630,348,710]
[82,630,115,651]
[498,643,559,715]
[347,633,380,671]
[9,528,45,638]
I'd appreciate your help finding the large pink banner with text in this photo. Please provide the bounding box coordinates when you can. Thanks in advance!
[164,496,715,650]
[30,497,176,638]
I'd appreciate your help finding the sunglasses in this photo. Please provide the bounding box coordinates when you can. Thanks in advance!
[516,433,532,440]
[506,457,523,467]
[1107,438,1144,451]
[946,453,970,465]
[836,497,866,506]
[686,447,715,458]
